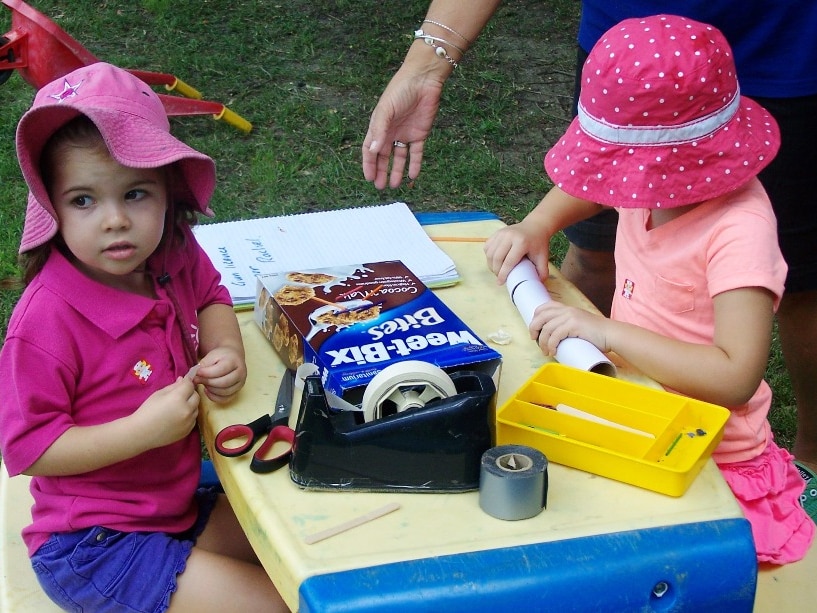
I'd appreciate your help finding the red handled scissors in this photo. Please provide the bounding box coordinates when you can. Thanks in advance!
[215,369,296,473]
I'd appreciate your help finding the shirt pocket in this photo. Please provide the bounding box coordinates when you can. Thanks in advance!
[655,275,695,314]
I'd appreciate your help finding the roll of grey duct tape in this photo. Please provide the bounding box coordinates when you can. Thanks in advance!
[479,445,548,520]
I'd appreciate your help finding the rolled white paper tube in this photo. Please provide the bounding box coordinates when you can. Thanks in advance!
[506,258,616,376]
[506,258,550,326]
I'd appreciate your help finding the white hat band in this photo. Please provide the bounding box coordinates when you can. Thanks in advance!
[578,87,741,146]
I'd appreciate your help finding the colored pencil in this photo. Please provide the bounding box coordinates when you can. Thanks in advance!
[430,236,489,243]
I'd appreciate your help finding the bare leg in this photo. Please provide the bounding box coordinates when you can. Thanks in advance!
[168,495,289,612]
[779,290,817,471]
[560,243,616,317]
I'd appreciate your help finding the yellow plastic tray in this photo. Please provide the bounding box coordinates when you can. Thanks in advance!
[495,363,730,496]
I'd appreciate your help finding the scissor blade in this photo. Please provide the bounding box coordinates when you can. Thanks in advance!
[271,368,295,426]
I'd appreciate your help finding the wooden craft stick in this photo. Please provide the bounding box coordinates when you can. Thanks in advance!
[552,403,655,439]
[303,502,401,545]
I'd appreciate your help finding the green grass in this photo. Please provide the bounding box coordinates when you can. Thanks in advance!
[0,0,796,447]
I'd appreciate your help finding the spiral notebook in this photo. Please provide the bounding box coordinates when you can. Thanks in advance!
[192,202,459,307]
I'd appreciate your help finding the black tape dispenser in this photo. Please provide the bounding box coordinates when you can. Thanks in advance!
[289,363,497,492]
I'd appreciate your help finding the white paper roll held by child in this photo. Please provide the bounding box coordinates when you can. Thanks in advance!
[505,258,616,376]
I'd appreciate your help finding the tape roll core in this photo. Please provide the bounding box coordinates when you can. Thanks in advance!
[361,360,457,422]
[495,452,533,472]
[479,445,548,520]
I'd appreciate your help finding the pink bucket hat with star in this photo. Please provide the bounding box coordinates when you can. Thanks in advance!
[545,14,780,209]
[16,61,216,253]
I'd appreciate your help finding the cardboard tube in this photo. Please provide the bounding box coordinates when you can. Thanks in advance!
[506,258,616,376]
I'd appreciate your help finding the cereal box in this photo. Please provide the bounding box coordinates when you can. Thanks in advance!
[254,261,501,403]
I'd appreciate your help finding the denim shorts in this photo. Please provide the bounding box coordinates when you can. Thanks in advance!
[30,488,219,613]
[562,208,619,252]
[753,93,817,293]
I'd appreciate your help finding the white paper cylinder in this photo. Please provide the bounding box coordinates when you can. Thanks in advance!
[506,258,616,376]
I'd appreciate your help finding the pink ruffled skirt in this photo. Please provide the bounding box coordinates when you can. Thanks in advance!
[718,441,815,564]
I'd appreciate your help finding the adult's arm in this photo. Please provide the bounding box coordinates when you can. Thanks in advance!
[362,0,502,189]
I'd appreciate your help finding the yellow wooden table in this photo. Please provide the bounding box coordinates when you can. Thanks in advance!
[196,218,803,612]
[3,218,814,612]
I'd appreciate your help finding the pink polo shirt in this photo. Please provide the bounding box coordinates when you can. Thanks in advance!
[0,226,232,555]
[611,178,787,464]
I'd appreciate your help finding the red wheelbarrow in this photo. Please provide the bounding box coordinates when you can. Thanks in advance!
[0,0,252,133]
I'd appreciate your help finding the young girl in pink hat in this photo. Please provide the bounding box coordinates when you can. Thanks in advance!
[485,14,814,564]
[0,63,287,611]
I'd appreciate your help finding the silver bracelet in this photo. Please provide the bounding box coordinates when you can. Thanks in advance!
[422,19,472,45]
[414,29,460,69]
[413,29,465,54]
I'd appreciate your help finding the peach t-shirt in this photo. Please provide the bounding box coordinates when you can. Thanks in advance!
[611,178,787,463]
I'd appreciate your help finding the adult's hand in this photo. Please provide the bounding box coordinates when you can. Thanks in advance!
[362,59,447,189]
[362,0,501,189]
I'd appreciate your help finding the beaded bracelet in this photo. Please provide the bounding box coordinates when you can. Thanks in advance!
[414,29,460,69]
[413,29,465,54]
[422,19,472,45]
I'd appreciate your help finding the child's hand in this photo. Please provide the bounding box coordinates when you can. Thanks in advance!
[193,346,247,404]
[530,301,610,357]
[132,377,200,449]
[484,223,550,285]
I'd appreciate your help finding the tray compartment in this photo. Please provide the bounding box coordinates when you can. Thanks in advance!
[496,363,729,496]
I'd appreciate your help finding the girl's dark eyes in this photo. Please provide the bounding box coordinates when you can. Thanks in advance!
[71,195,93,208]
[125,189,147,201]
[67,188,151,208]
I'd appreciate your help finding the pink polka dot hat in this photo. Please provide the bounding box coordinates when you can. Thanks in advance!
[545,14,780,209]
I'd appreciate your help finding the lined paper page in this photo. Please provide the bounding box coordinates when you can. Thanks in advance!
[193,202,459,305]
